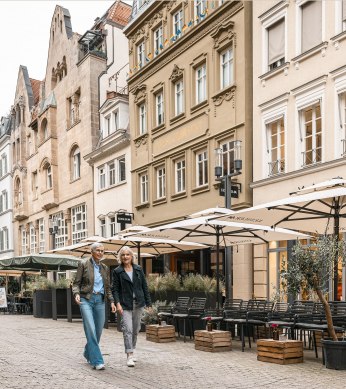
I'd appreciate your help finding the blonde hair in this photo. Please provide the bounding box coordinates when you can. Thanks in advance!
[118,246,136,264]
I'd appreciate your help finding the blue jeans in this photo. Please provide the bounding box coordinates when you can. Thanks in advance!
[79,294,105,366]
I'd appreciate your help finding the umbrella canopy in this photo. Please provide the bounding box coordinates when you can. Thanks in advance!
[220,178,346,300]
[224,179,346,235]
[47,242,117,260]
[126,216,308,307]
[0,254,79,271]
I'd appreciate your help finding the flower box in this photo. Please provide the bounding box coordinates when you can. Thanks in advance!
[146,324,176,343]
[194,330,232,352]
[257,339,303,365]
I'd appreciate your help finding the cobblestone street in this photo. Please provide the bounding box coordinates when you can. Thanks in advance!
[1,315,346,388]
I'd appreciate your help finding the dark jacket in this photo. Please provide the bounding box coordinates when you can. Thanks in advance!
[72,257,114,302]
[112,264,151,310]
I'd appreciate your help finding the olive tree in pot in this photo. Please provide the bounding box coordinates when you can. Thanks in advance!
[281,235,346,369]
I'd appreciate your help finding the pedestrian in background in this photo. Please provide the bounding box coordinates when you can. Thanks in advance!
[73,242,116,370]
[112,246,152,367]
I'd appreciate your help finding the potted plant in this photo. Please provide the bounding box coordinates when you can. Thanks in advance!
[281,235,346,369]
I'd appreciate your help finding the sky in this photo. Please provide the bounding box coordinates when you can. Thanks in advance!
[0,0,132,117]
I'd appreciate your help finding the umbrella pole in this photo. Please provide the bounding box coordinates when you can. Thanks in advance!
[333,213,340,301]
[216,228,220,309]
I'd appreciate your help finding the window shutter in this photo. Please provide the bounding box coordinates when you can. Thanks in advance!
[301,1,322,53]
[268,19,285,66]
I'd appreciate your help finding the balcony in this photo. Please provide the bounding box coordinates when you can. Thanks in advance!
[78,30,106,62]
[268,159,285,176]
[41,188,59,211]
[13,200,28,221]
[301,148,321,168]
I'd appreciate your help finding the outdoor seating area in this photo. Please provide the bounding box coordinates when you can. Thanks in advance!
[1,295,32,314]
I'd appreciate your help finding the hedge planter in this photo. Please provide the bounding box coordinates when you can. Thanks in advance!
[322,339,346,370]
[33,289,52,318]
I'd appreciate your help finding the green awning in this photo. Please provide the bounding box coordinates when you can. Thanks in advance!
[0,254,79,271]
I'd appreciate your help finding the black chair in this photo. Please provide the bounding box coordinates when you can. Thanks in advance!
[158,296,190,324]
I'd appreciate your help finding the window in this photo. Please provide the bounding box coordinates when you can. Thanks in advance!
[267,118,285,176]
[0,228,9,252]
[156,166,166,199]
[109,157,126,186]
[301,0,322,53]
[100,218,106,237]
[301,102,322,166]
[110,216,119,236]
[45,164,52,189]
[343,0,346,31]
[0,154,7,177]
[156,92,164,126]
[154,25,163,56]
[32,172,38,199]
[21,227,27,255]
[29,223,37,254]
[139,103,147,134]
[220,47,233,88]
[196,64,207,104]
[72,147,81,180]
[173,9,183,37]
[175,80,184,116]
[140,173,149,203]
[196,150,208,186]
[137,41,145,68]
[68,90,80,126]
[14,178,23,206]
[267,19,285,71]
[72,204,87,244]
[118,157,126,183]
[98,166,106,190]
[175,159,186,193]
[0,190,8,213]
[109,161,116,186]
[113,111,119,132]
[340,92,346,155]
[52,213,68,248]
[41,119,48,141]
[105,116,111,137]
[39,218,45,252]
[220,140,235,175]
[195,0,207,23]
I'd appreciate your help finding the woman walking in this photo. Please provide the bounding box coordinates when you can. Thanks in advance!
[112,246,152,367]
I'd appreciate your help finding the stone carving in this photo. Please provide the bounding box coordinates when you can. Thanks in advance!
[166,0,177,11]
[169,64,184,82]
[134,133,148,148]
[133,84,147,104]
[212,85,236,108]
[211,17,236,49]
[148,11,163,28]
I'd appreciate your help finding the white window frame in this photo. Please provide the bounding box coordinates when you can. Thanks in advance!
[195,0,207,24]
[175,80,184,116]
[139,103,147,135]
[196,149,208,187]
[72,147,81,180]
[266,117,286,176]
[72,204,87,244]
[109,216,120,236]
[29,223,37,254]
[117,156,126,183]
[175,159,186,193]
[137,41,145,68]
[156,92,164,126]
[0,228,8,251]
[52,212,68,249]
[46,165,52,189]
[21,227,27,255]
[113,110,119,132]
[98,165,106,190]
[140,173,149,203]
[156,166,166,199]
[39,218,45,252]
[196,63,207,104]
[220,47,233,89]
[100,218,106,238]
[173,8,183,37]
[154,25,163,57]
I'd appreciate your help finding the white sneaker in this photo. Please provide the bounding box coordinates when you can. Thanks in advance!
[132,354,137,362]
[127,357,135,367]
[94,364,105,370]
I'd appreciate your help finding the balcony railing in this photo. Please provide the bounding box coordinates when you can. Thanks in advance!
[268,159,285,176]
[301,148,321,167]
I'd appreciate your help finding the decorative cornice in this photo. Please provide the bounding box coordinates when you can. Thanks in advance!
[210,16,235,49]
[169,64,184,82]
[134,133,149,148]
[212,85,236,108]
[166,0,177,12]
[133,84,147,104]
[147,10,163,28]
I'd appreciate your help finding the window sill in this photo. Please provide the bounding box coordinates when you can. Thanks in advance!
[152,123,165,134]
[330,30,346,49]
[291,42,328,68]
[153,197,167,206]
[66,119,81,131]
[170,112,186,125]
[190,100,208,115]
[70,177,81,184]
[191,185,209,195]
[41,188,53,195]
[171,191,187,201]
[259,62,290,83]
[135,202,150,210]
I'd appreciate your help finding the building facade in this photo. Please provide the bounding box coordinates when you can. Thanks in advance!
[0,116,13,259]
[11,6,107,258]
[124,0,254,296]
[252,0,346,300]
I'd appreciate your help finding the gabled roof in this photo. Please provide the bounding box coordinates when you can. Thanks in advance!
[107,0,132,27]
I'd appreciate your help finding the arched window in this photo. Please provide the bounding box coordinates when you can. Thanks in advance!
[71,146,81,180]
[51,68,57,88]
[43,163,52,189]
[14,177,22,206]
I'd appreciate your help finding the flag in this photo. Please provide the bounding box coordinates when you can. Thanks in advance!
[164,38,169,46]
[147,52,153,59]
[159,43,164,50]
[145,56,150,62]
[182,24,187,31]
[155,50,159,56]
[170,35,176,42]
[188,20,193,27]
[176,29,181,35]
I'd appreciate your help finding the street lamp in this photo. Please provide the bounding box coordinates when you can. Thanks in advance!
[49,218,59,281]
[214,140,242,301]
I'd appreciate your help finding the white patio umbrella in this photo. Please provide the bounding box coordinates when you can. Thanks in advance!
[125,217,309,307]
[221,178,346,299]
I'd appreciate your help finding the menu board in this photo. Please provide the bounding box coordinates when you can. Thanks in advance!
[0,287,7,308]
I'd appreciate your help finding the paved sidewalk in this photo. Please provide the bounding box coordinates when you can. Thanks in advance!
[0,315,345,389]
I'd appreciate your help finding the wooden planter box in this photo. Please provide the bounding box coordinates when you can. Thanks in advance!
[146,324,176,343]
[257,339,303,365]
[194,330,232,352]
